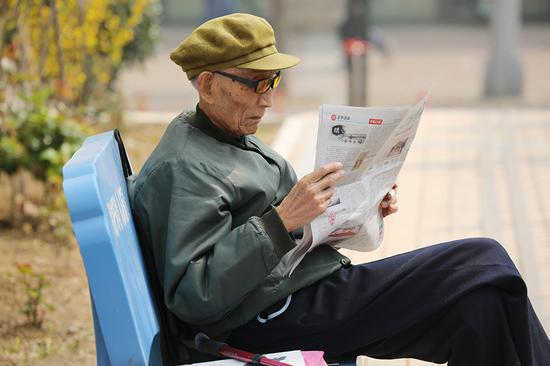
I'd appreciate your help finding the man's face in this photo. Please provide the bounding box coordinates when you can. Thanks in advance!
[206,67,277,136]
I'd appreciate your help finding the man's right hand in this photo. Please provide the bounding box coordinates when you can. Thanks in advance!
[275,162,345,232]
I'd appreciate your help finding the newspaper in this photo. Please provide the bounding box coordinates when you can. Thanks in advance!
[186,350,306,365]
[284,95,428,276]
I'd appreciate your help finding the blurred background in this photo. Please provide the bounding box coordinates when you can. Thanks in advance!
[0,0,549,365]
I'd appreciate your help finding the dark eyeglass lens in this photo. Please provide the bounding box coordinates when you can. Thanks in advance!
[256,79,270,93]
[256,73,281,94]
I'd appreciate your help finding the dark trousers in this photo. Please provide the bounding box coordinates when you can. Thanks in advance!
[228,238,550,365]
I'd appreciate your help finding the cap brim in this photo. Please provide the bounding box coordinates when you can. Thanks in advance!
[237,52,300,71]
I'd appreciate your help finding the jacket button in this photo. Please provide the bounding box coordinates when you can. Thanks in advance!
[340,259,349,266]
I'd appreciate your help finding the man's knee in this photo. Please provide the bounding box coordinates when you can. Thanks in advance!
[460,238,530,298]
[460,237,515,266]
[463,236,504,252]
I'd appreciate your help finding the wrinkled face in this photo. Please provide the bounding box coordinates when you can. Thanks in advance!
[206,67,277,136]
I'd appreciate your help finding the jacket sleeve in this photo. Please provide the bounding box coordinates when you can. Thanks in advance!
[133,160,295,326]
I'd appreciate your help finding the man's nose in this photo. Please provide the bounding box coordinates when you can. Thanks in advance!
[258,89,273,108]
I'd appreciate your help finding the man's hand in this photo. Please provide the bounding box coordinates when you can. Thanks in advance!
[276,162,345,232]
[380,183,398,218]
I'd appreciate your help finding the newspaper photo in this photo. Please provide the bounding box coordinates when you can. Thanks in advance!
[284,95,428,276]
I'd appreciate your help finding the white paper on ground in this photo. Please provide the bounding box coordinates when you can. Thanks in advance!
[185,349,306,366]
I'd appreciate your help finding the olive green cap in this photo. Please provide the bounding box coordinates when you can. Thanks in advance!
[170,13,300,80]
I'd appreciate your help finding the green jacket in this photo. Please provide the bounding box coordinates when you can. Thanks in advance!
[128,106,350,340]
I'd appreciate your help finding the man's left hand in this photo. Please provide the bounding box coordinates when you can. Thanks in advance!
[380,183,398,218]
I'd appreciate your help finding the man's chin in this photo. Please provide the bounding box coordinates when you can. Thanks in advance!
[242,120,261,135]
[244,126,259,136]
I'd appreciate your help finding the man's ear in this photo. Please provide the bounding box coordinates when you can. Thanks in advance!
[196,71,215,103]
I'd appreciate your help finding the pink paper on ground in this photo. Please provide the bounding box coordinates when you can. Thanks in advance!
[301,351,328,366]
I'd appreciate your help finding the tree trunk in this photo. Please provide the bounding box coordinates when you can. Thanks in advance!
[9,173,24,226]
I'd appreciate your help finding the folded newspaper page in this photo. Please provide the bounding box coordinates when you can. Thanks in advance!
[186,350,306,365]
[284,95,428,276]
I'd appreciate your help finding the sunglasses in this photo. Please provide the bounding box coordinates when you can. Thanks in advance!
[213,70,281,94]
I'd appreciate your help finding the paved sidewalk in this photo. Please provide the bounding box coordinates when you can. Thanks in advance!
[272,108,550,366]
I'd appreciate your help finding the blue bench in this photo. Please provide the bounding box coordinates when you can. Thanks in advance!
[63,130,163,366]
[63,130,356,366]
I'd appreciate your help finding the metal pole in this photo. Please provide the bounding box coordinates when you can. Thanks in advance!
[346,0,369,106]
[484,0,523,97]
[349,44,367,106]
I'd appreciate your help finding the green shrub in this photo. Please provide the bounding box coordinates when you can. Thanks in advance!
[13,263,54,328]
[1,88,92,230]
[1,88,91,185]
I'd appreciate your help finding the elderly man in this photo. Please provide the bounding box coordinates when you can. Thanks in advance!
[129,13,550,366]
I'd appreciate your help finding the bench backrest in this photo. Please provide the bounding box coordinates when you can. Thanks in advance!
[63,130,162,366]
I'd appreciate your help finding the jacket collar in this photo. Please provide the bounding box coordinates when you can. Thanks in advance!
[189,104,247,148]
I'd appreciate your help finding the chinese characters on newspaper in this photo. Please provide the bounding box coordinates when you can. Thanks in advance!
[284,95,429,276]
